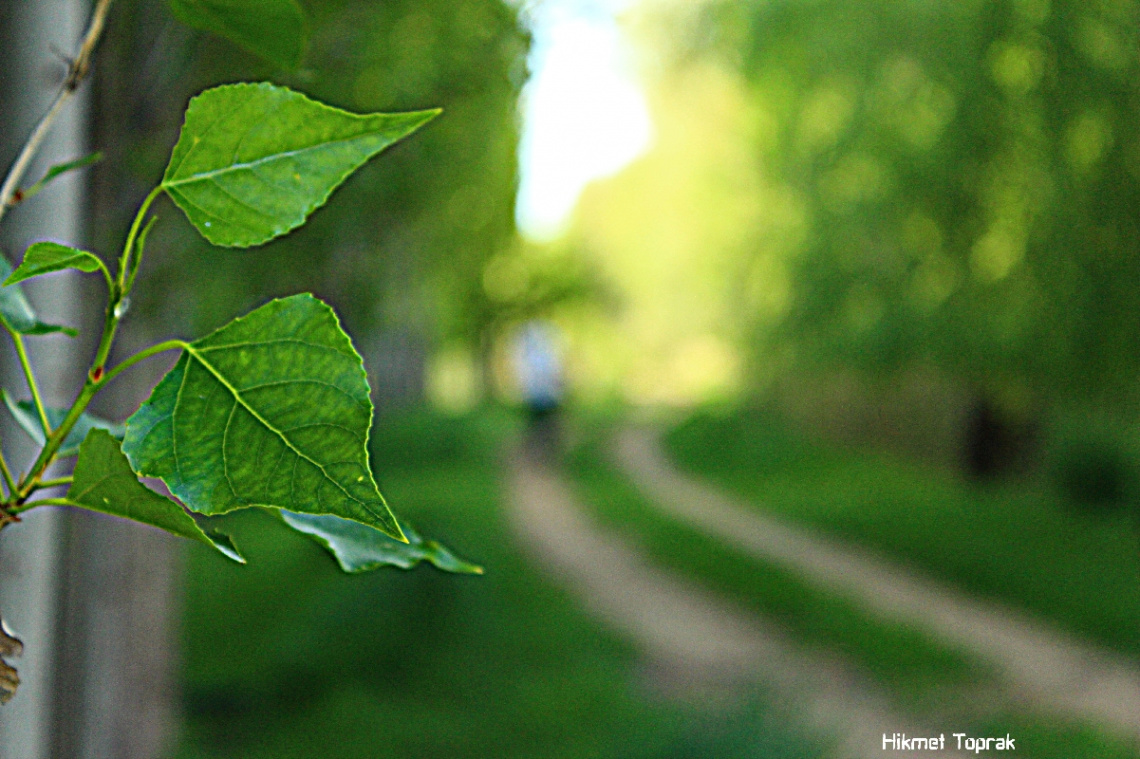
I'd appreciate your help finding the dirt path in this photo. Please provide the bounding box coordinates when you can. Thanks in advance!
[614,427,1140,743]
[507,449,972,759]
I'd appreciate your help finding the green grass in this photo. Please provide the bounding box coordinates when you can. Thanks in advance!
[171,409,817,759]
[565,420,1140,759]
[565,427,988,705]
[664,409,1140,658]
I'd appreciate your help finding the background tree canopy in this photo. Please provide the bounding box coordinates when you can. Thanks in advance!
[673,0,1140,428]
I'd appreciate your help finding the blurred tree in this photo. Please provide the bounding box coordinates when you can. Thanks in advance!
[682,0,1140,468]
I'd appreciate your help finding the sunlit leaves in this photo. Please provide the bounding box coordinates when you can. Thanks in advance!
[70,430,243,562]
[168,0,308,69]
[161,83,438,248]
[123,294,405,541]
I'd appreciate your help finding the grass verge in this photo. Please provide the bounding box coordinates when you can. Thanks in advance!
[664,409,1140,658]
[566,420,1139,759]
[172,409,817,759]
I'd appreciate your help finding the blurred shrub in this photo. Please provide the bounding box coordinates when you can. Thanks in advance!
[1045,412,1139,513]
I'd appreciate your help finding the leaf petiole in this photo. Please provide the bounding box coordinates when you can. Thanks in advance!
[117,185,163,294]
[5,326,51,438]
[10,497,73,515]
[32,476,71,490]
[0,447,17,500]
[98,339,188,388]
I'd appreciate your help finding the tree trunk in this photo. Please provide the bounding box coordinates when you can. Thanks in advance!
[0,2,181,757]
[0,1,89,757]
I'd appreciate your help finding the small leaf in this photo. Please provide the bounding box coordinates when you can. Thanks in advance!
[168,0,307,69]
[20,152,103,203]
[123,294,405,541]
[161,83,438,248]
[0,258,77,337]
[70,430,244,562]
[5,242,105,286]
[280,511,483,574]
[1,389,124,458]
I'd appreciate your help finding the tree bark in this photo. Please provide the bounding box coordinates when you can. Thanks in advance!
[0,1,89,757]
[0,2,181,758]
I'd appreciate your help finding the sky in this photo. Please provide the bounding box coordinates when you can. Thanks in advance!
[514,0,654,241]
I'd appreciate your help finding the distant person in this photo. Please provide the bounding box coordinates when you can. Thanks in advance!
[514,320,564,459]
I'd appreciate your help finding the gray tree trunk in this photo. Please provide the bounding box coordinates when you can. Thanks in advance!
[0,1,90,757]
[0,2,180,758]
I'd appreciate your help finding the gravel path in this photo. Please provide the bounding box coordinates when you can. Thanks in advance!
[614,427,1140,744]
[507,448,972,758]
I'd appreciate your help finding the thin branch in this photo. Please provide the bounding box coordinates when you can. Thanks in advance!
[11,497,76,515]
[6,328,52,438]
[0,0,114,227]
[0,447,17,500]
[33,476,72,490]
[100,338,188,388]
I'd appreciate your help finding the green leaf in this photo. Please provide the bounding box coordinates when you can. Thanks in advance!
[161,83,438,248]
[0,258,77,337]
[280,511,483,574]
[123,293,405,541]
[70,430,244,562]
[20,152,103,203]
[168,0,307,69]
[5,242,105,286]
[1,389,124,458]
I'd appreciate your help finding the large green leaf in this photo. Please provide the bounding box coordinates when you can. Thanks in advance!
[0,258,76,337]
[70,430,243,562]
[1,389,123,458]
[161,83,438,248]
[280,511,483,574]
[169,0,307,69]
[122,294,405,541]
[4,242,104,286]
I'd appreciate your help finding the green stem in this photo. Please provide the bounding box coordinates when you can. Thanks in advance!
[0,447,17,500]
[34,477,72,490]
[16,338,187,499]
[10,497,75,515]
[14,185,165,500]
[99,339,188,388]
[117,185,163,294]
[19,383,98,498]
[6,327,52,438]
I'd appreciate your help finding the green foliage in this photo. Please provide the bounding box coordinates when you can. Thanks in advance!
[691,0,1140,413]
[0,2,476,585]
[162,83,437,248]
[5,242,106,285]
[1,389,122,458]
[168,0,307,69]
[280,512,482,574]
[107,0,528,379]
[124,294,403,539]
[0,0,491,710]
[70,430,244,563]
[17,152,102,204]
[0,259,77,337]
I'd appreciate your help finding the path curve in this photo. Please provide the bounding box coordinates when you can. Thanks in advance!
[614,427,1140,743]
[507,448,971,759]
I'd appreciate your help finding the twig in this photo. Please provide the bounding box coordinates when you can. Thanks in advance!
[0,0,114,227]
